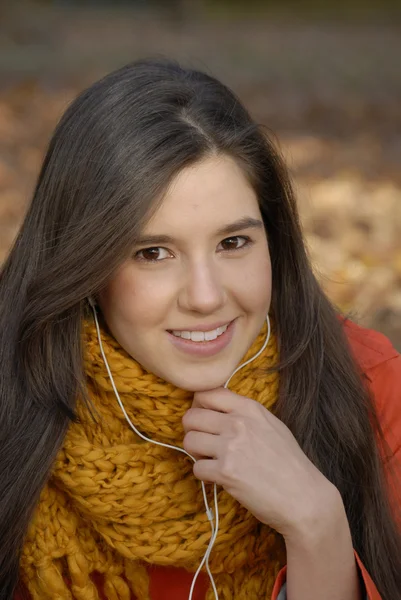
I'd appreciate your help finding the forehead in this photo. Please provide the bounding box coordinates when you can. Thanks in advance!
[147,154,260,231]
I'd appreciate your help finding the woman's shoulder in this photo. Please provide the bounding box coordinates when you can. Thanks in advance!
[342,317,399,374]
[342,317,401,463]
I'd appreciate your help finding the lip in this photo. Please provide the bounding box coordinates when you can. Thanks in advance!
[167,319,236,358]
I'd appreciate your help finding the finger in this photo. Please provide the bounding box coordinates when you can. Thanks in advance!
[192,458,221,485]
[192,387,246,413]
[194,389,283,430]
[182,408,226,434]
[183,431,221,460]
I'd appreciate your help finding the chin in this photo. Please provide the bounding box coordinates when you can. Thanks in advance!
[171,373,231,393]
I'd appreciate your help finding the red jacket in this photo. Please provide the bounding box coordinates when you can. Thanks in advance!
[15,320,401,599]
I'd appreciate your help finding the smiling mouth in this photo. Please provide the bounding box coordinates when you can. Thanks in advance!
[168,323,230,342]
[166,319,236,356]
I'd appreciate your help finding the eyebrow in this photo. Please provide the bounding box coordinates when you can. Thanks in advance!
[135,216,264,247]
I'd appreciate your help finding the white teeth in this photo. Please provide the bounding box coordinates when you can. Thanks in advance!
[172,323,229,341]
[190,331,205,342]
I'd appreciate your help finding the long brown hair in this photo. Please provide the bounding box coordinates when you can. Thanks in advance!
[1,58,400,599]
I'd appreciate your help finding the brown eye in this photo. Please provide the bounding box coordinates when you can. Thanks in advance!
[219,236,251,251]
[135,247,171,262]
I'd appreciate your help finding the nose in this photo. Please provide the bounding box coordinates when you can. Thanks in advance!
[178,259,226,315]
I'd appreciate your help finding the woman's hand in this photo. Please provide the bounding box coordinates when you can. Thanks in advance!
[182,387,341,540]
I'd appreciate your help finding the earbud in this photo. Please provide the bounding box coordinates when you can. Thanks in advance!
[87,296,96,308]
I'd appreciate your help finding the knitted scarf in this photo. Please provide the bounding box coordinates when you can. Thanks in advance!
[20,319,287,600]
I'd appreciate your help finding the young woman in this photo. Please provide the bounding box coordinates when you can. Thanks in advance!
[0,58,400,600]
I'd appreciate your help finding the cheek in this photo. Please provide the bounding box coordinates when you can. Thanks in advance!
[100,267,174,328]
[255,268,272,313]
[239,249,272,310]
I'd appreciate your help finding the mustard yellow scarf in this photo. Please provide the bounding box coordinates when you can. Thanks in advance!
[20,319,286,599]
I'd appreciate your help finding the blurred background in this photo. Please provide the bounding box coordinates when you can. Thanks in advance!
[0,0,400,348]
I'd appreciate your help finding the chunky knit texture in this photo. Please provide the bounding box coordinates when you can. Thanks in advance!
[20,319,287,599]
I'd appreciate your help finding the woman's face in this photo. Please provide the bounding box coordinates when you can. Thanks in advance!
[98,154,272,391]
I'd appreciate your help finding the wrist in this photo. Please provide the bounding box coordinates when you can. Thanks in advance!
[283,487,362,600]
[283,484,347,550]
